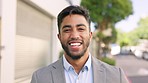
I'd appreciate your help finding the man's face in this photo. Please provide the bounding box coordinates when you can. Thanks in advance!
[58,14,92,60]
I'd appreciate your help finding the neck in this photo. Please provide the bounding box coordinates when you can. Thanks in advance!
[65,52,89,74]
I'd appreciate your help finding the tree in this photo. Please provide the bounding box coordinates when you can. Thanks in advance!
[127,16,148,45]
[116,16,148,46]
[81,0,133,28]
[81,0,133,57]
[116,29,130,47]
[135,16,148,39]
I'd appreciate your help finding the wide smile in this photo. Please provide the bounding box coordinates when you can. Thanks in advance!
[68,41,83,51]
[69,42,82,46]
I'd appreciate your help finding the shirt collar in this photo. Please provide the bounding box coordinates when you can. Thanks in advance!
[63,55,73,71]
[83,53,92,71]
[63,53,92,71]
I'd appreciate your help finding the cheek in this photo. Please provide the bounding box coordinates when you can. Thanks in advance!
[84,34,92,42]
[83,32,91,38]
[60,35,69,42]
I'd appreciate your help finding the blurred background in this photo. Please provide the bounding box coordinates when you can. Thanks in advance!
[0,0,147,83]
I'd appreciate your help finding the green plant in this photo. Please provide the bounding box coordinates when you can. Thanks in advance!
[101,57,116,66]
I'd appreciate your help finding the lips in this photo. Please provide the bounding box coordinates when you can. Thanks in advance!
[69,42,81,46]
[68,41,82,51]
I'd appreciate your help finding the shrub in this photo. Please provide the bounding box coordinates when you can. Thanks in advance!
[101,57,116,66]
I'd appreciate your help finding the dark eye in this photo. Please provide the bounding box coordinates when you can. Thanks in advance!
[63,29,71,33]
[78,28,85,31]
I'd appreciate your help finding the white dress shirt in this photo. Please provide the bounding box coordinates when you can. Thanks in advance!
[63,54,93,83]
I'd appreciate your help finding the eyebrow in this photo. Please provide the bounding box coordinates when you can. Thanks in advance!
[76,24,86,27]
[62,25,72,29]
[62,24,87,30]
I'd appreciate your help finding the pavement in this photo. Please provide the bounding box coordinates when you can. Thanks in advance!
[114,55,148,83]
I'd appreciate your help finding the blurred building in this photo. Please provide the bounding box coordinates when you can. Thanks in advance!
[0,0,81,83]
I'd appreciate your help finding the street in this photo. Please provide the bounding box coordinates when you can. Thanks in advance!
[115,55,148,83]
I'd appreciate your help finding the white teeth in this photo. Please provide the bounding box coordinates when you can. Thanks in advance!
[70,43,81,46]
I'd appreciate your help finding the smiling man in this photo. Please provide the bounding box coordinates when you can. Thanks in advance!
[31,5,129,83]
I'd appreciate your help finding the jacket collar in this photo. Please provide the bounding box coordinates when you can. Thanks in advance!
[51,58,66,83]
[92,56,106,83]
[51,56,106,83]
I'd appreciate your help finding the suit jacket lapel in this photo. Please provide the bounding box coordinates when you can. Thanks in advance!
[51,58,66,83]
[51,56,106,83]
[92,57,106,83]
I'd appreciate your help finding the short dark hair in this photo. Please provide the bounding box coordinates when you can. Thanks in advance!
[57,5,91,33]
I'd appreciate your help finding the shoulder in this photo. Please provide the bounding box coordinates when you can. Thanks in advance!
[92,56,124,77]
[33,58,63,76]
[31,58,63,83]
[92,56,128,82]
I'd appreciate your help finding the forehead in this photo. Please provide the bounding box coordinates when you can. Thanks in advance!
[61,14,89,27]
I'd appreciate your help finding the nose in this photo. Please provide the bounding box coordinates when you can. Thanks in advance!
[70,29,80,40]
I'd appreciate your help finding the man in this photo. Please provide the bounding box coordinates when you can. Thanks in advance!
[31,5,129,83]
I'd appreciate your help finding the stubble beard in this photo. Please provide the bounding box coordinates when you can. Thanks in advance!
[61,39,90,60]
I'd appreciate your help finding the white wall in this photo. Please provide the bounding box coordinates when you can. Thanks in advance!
[24,0,70,17]
[0,0,1,17]
[0,0,16,83]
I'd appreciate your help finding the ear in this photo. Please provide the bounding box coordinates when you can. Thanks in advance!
[57,33,61,40]
[89,32,93,41]
[89,32,92,38]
